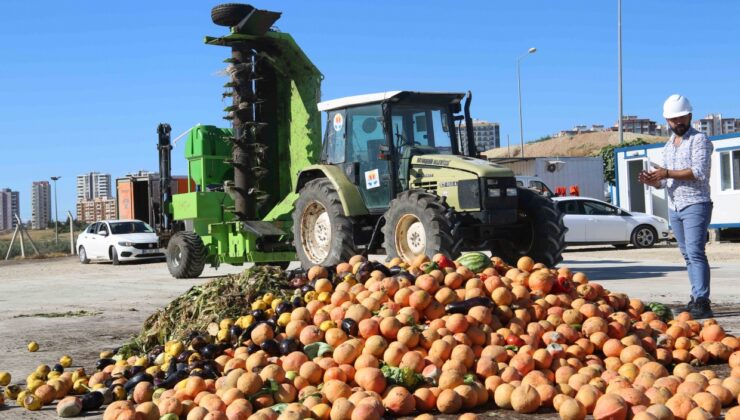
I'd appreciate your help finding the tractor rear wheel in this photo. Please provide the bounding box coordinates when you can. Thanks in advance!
[492,187,566,267]
[293,179,355,269]
[167,231,207,278]
[211,3,254,27]
[382,190,460,264]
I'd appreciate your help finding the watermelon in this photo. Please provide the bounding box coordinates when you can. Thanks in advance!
[455,252,492,273]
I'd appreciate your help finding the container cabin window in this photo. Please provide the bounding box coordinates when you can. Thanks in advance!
[719,150,740,191]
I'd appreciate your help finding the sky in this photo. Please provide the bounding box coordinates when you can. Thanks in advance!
[2,1,739,221]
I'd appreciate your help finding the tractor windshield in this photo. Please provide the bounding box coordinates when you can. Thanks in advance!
[391,105,453,154]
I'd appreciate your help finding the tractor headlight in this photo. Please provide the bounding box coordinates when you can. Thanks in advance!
[487,189,501,198]
[506,187,518,196]
[118,241,135,247]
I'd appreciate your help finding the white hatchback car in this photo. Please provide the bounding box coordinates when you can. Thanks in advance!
[77,220,164,264]
[553,197,670,248]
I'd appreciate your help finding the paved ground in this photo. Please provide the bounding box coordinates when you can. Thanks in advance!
[0,242,739,419]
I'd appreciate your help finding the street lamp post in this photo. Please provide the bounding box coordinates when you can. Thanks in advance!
[618,0,624,145]
[517,47,537,157]
[51,176,61,244]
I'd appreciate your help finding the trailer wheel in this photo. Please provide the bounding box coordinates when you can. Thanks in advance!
[382,190,461,264]
[167,232,207,278]
[293,179,355,269]
[492,187,566,267]
[211,3,254,27]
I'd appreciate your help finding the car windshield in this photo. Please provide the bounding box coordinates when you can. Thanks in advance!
[109,221,154,235]
[390,104,453,154]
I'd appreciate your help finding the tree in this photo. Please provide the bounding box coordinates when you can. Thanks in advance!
[597,138,650,186]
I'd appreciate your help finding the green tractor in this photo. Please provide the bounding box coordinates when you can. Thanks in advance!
[292,91,566,268]
[161,3,565,278]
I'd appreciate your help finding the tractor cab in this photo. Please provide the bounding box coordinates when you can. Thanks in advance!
[317,91,475,212]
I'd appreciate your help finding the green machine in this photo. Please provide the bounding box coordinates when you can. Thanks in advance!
[164,4,321,278]
[165,3,566,278]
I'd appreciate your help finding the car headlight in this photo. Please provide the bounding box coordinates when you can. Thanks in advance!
[118,241,135,247]
[488,189,501,198]
[506,187,517,196]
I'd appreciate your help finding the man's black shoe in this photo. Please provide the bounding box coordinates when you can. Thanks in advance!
[673,296,694,316]
[690,298,713,319]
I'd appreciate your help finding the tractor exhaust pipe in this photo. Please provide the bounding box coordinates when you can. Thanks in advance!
[157,123,173,232]
[464,91,476,157]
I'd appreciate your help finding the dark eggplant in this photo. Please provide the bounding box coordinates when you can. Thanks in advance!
[264,318,277,331]
[247,342,260,354]
[279,338,300,355]
[251,309,267,321]
[52,364,64,373]
[260,339,280,356]
[275,302,293,315]
[176,362,189,372]
[129,365,144,376]
[159,369,189,389]
[123,372,154,393]
[189,335,208,352]
[95,358,115,371]
[177,350,193,364]
[388,266,402,276]
[103,378,115,388]
[371,262,392,277]
[291,296,303,308]
[300,284,313,294]
[394,271,415,282]
[229,324,243,339]
[165,358,177,377]
[80,390,105,411]
[445,297,495,314]
[201,343,220,360]
[341,318,359,337]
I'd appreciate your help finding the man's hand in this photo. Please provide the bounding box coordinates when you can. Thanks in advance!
[638,169,664,188]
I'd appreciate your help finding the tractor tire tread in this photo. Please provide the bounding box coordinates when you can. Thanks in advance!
[293,178,355,269]
[494,188,566,267]
[211,3,254,27]
[167,231,207,278]
[382,189,461,263]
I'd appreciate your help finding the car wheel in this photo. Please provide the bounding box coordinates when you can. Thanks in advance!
[111,247,121,265]
[631,225,657,248]
[79,246,90,264]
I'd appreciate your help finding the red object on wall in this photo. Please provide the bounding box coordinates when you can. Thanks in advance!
[569,185,580,196]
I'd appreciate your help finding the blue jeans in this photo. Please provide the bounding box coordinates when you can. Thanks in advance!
[669,202,713,300]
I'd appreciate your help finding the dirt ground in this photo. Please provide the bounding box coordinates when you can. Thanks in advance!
[1,243,739,419]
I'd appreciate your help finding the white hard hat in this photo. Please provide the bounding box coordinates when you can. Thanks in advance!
[663,94,692,119]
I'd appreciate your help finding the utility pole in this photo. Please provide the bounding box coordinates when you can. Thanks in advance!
[51,176,61,244]
[507,134,511,157]
[618,0,624,145]
[517,47,537,157]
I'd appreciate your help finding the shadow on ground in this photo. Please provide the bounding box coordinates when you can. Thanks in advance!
[576,263,686,281]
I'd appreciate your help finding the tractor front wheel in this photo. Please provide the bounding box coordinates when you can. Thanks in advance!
[492,187,566,267]
[167,232,207,278]
[382,190,460,264]
[293,179,355,269]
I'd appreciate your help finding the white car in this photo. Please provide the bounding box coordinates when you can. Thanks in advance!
[553,197,670,248]
[77,220,164,264]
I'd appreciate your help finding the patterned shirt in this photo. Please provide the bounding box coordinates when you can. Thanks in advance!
[658,127,713,211]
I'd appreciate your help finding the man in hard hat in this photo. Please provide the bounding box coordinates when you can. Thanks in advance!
[639,94,714,318]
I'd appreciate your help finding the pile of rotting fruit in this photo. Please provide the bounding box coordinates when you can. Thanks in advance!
[3,252,740,420]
